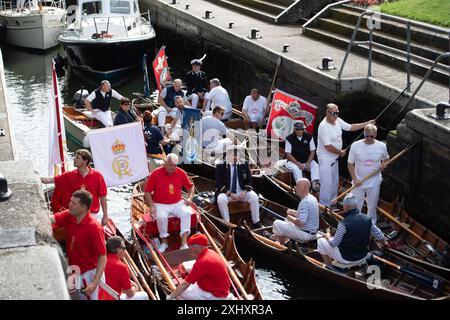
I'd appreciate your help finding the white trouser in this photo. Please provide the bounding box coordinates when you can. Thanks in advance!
[158,106,178,127]
[248,113,264,124]
[80,268,105,300]
[217,191,260,223]
[178,283,233,300]
[120,291,149,300]
[272,220,317,242]
[92,109,113,127]
[318,158,339,206]
[189,93,200,108]
[285,160,320,183]
[351,181,381,224]
[317,238,366,265]
[317,238,351,264]
[204,137,232,157]
[155,200,192,238]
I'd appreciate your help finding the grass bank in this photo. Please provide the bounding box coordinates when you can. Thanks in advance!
[380,0,450,28]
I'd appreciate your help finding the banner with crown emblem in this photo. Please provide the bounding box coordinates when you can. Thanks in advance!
[266,89,318,141]
[86,122,149,187]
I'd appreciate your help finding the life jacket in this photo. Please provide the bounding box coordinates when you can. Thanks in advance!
[286,132,312,163]
[91,87,112,112]
[338,209,372,261]
[164,85,185,109]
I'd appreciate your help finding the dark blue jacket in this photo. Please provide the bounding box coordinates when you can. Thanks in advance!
[338,209,372,261]
[113,109,136,126]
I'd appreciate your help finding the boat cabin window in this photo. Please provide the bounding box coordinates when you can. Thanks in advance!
[110,0,130,14]
[82,1,102,15]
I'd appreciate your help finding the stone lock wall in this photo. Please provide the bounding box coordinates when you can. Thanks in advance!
[385,109,450,242]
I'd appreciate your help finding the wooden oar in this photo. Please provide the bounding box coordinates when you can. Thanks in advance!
[105,218,157,300]
[197,218,250,300]
[377,206,445,258]
[133,223,177,292]
[368,253,444,291]
[332,143,417,204]
[342,82,412,152]
[264,56,282,116]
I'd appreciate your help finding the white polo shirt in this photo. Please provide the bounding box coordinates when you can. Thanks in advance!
[317,117,351,163]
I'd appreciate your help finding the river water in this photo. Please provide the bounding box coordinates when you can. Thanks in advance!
[1,43,357,300]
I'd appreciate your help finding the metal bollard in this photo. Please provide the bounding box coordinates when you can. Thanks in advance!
[248,28,260,39]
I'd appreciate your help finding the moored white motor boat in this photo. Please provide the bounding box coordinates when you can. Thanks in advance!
[0,0,66,50]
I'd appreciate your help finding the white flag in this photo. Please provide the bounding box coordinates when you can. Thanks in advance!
[49,59,67,177]
[86,122,149,187]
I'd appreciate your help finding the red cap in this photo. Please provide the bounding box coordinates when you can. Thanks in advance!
[187,234,209,247]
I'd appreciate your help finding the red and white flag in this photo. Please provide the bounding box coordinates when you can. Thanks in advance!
[266,89,318,141]
[48,59,67,176]
[152,46,170,92]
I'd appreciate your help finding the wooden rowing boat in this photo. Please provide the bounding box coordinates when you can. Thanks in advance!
[51,218,157,300]
[130,182,262,300]
[244,196,450,300]
[63,106,114,147]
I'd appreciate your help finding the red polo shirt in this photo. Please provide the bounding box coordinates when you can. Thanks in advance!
[144,167,193,204]
[99,253,132,300]
[185,248,230,298]
[52,167,107,213]
[53,210,106,274]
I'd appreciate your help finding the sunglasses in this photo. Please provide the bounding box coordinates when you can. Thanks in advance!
[328,111,339,116]
[219,112,224,116]
[122,103,130,106]
[365,135,376,138]
[294,128,304,131]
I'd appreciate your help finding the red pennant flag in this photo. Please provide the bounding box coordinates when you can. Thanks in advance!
[152,46,171,92]
[266,89,318,141]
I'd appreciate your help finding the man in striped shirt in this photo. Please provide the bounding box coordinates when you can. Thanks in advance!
[272,179,319,244]
[317,194,389,265]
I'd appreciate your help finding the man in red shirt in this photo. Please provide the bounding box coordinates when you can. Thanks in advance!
[144,153,195,253]
[100,236,149,300]
[50,190,107,300]
[42,149,108,226]
[167,234,232,300]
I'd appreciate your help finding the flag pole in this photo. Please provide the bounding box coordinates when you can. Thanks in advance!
[52,59,65,174]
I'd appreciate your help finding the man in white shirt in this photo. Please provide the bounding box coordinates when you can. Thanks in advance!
[201,106,235,157]
[242,88,267,129]
[317,103,374,207]
[85,80,124,127]
[202,78,232,120]
[348,124,389,223]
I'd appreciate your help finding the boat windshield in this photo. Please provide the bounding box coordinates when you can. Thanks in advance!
[81,1,102,15]
[110,0,130,14]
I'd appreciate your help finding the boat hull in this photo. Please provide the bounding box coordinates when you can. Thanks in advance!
[0,9,66,50]
[60,37,155,84]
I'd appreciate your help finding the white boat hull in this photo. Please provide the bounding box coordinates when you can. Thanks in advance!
[0,8,66,50]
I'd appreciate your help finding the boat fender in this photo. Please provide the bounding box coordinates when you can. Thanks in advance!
[91,33,100,39]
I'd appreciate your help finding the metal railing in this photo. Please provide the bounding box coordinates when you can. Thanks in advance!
[75,10,151,39]
[338,9,450,100]
[386,52,450,131]
[302,0,350,31]
[0,0,65,11]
